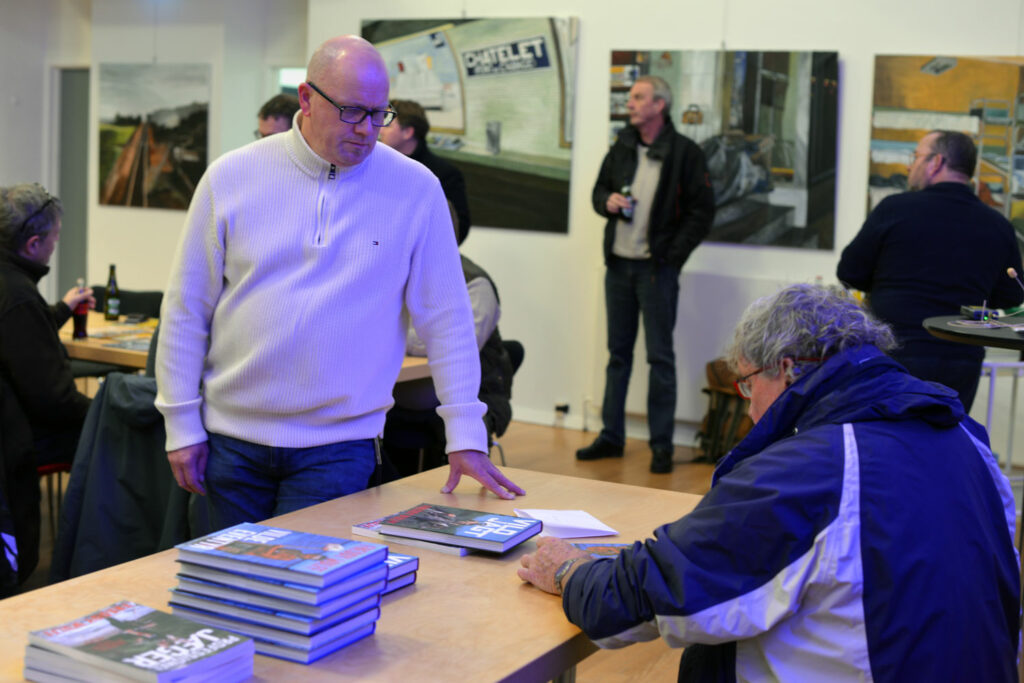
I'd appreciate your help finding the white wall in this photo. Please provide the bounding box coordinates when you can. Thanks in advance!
[85,0,307,292]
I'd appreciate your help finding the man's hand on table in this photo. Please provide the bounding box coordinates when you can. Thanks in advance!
[442,449,526,500]
[518,537,590,595]
[168,442,209,495]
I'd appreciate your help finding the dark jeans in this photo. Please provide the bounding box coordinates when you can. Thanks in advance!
[600,256,680,450]
[891,345,983,412]
[193,433,376,536]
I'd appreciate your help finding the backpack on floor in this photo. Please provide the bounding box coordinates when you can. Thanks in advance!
[694,358,753,463]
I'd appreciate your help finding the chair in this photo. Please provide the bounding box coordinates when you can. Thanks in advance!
[37,462,72,541]
[488,339,525,466]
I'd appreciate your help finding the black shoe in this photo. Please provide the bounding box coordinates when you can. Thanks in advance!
[650,447,674,474]
[576,439,624,461]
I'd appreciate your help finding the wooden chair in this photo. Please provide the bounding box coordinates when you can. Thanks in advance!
[37,462,72,540]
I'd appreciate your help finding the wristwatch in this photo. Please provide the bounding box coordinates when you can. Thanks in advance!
[554,557,587,595]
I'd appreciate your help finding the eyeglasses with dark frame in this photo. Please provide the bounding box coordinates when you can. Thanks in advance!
[305,81,396,127]
[733,357,830,400]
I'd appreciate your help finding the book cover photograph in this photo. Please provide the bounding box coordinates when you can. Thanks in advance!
[28,601,253,681]
[176,523,387,587]
[352,516,470,556]
[378,503,542,552]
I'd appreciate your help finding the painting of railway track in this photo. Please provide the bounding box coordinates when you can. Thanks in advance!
[98,63,209,210]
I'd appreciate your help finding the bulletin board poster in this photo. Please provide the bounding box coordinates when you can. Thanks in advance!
[98,63,210,210]
[363,18,578,233]
[609,50,839,250]
[869,55,1024,238]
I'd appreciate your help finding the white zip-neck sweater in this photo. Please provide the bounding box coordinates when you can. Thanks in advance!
[156,123,486,453]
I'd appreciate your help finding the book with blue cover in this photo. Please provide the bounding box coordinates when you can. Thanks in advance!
[168,589,381,636]
[26,601,253,682]
[382,553,419,595]
[169,602,379,659]
[572,542,632,559]
[377,503,542,553]
[175,523,387,588]
[175,561,385,606]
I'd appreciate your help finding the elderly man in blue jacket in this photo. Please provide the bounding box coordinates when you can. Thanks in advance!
[520,284,1020,682]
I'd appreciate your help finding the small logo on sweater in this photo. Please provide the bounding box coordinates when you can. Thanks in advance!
[372,240,379,245]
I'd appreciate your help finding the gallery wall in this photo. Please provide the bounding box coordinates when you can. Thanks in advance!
[309,0,1024,444]
[7,0,1024,459]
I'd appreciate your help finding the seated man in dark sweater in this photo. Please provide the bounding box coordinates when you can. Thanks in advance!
[0,183,94,588]
[837,130,1023,411]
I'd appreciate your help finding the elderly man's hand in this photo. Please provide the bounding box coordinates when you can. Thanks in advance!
[518,537,590,595]
[62,286,95,312]
[442,450,525,500]
[168,442,209,495]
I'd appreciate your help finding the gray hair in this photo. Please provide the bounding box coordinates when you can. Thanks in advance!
[636,75,672,116]
[725,284,896,381]
[0,183,62,253]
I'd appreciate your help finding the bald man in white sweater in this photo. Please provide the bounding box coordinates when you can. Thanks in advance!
[156,35,523,534]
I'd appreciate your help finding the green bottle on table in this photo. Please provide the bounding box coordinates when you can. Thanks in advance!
[103,263,120,321]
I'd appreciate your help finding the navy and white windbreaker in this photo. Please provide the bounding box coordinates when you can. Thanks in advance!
[563,345,1020,681]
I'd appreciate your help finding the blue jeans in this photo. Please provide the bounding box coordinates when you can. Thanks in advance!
[193,433,377,536]
[600,256,680,450]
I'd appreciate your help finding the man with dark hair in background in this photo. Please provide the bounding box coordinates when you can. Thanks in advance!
[379,99,471,244]
[256,93,300,138]
[0,183,95,591]
[838,129,1023,411]
[578,74,715,474]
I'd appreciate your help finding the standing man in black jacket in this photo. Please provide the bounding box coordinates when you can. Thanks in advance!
[577,75,715,474]
[0,183,94,590]
[378,98,472,244]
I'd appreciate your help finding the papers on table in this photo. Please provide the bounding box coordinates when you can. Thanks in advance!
[513,509,617,538]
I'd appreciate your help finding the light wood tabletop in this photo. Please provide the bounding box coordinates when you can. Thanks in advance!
[2,468,701,682]
[59,312,432,382]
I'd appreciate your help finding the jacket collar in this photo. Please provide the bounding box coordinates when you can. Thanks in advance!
[283,117,371,181]
[714,345,964,483]
[618,117,676,161]
[1,248,49,284]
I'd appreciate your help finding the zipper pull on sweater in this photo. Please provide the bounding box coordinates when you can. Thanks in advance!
[328,163,336,180]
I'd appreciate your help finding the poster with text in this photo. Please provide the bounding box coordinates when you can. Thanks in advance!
[363,18,577,233]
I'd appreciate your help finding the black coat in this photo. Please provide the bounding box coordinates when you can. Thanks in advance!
[411,141,472,245]
[592,119,715,270]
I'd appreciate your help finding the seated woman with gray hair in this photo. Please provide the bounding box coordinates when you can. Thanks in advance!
[518,283,1018,682]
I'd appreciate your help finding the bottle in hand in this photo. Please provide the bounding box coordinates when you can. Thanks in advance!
[620,185,634,222]
[103,263,120,321]
[72,277,89,339]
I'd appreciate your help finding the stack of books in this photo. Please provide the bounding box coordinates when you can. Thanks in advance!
[169,523,389,664]
[25,600,254,682]
[374,503,543,554]
[382,552,419,595]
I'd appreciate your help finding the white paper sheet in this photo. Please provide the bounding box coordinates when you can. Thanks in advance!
[513,509,618,539]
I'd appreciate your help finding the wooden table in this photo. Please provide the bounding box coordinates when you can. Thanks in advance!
[1,468,701,682]
[60,312,432,382]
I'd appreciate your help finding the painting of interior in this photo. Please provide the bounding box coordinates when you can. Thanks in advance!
[98,63,209,210]
[610,50,839,250]
[363,17,577,233]
[870,55,1024,243]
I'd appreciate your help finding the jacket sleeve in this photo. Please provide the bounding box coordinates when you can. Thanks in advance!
[988,228,1024,309]
[837,206,888,291]
[561,437,843,649]
[439,168,472,244]
[0,300,90,430]
[666,143,715,268]
[592,149,616,219]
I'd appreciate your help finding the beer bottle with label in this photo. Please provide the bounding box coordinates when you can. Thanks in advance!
[72,277,89,338]
[104,264,121,321]
[620,185,634,222]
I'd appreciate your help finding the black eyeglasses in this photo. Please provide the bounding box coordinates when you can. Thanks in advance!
[306,81,396,127]
[733,356,830,399]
